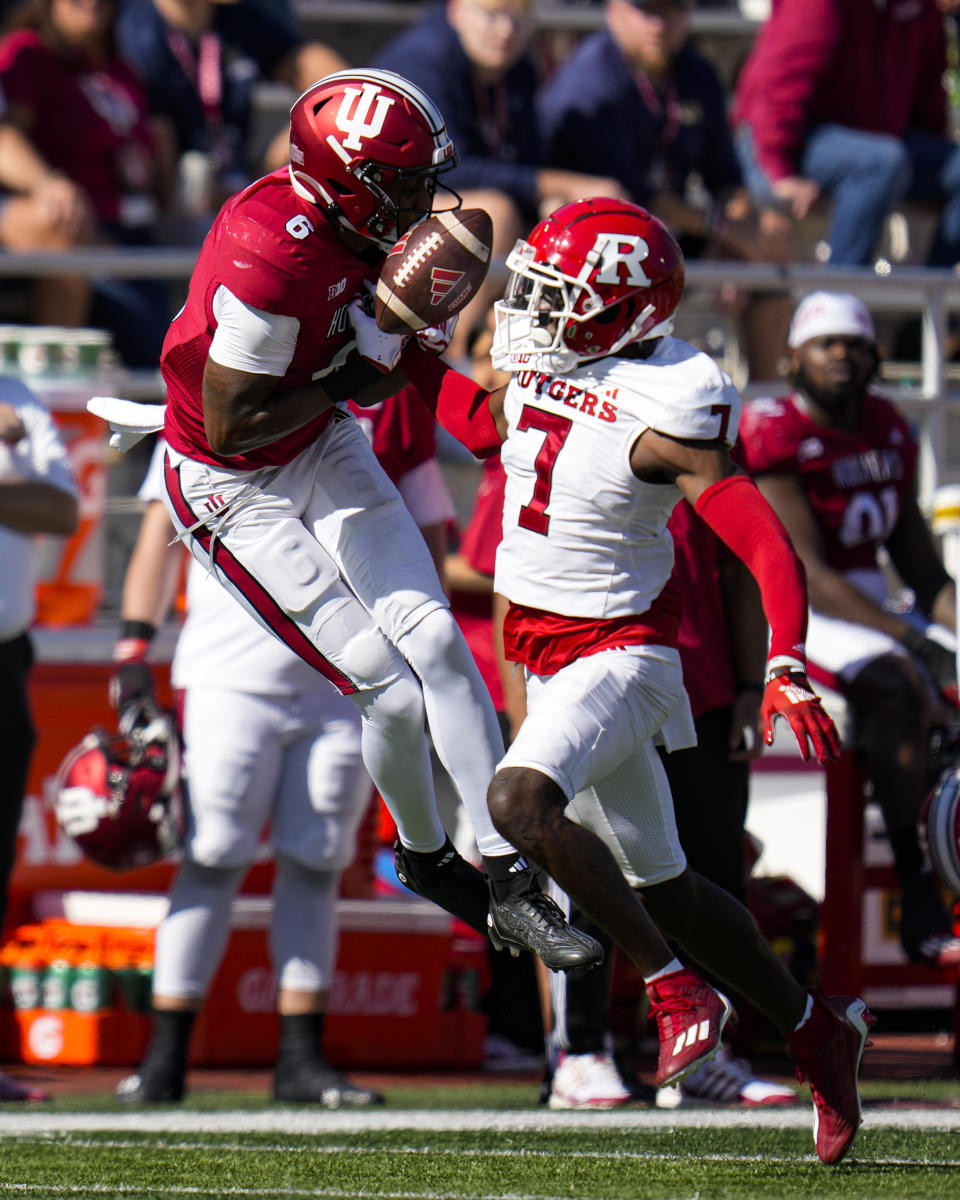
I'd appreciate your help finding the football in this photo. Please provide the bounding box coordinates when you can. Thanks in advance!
[375,208,493,333]
[923,765,960,895]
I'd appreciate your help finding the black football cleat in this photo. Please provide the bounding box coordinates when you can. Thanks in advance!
[487,890,605,973]
[394,838,491,935]
[273,1059,384,1107]
[115,1070,184,1104]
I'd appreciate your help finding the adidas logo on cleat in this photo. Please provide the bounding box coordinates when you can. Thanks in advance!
[673,1021,711,1057]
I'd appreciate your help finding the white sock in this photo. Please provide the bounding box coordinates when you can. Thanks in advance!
[792,993,815,1031]
[643,957,685,986]
[396,609,514,856]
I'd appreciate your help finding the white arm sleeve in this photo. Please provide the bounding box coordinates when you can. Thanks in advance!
[208,285,300,376]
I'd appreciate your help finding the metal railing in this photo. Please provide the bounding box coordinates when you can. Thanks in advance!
[4,247,960,502]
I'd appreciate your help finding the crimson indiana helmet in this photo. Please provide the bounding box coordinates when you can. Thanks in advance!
[54,703,185,872]
[288,69,458,248]
[922,765,960,896]
[492,197,686,373]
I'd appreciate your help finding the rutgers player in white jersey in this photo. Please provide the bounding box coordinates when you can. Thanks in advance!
[353,197,871,1164]
[152,68,599,972]
[737,291,960,969]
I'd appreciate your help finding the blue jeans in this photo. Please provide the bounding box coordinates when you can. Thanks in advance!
[736,123,960,267]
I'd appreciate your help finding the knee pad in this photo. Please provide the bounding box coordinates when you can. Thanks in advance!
[397,607,465,677]
[354,669,426,735]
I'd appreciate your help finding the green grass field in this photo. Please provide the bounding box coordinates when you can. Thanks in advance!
[0,1080,959,1200]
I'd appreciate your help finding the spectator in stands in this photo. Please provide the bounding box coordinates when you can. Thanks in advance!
[0,373,77,1103]
[0,0,175,366]
[375,0,627,363]
[737,291,960,969]
[113,384,455,1106]
[538,0,792,382]
[733,0,960,268]
[116,0,346,224]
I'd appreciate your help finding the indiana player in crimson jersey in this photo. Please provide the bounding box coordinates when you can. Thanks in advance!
[156,69,602,974]
[110,388,458,1107]
[357,197,872,1164]
[737,290,960,970]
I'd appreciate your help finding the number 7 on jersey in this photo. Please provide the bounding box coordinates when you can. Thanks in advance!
[516,406,573,536]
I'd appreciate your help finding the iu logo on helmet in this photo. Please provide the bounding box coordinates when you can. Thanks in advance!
[593,235,653,287]
[430,267,465,305]
[336,83,395,151]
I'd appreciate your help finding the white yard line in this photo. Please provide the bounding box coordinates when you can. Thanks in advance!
[0,1107,958,1134]
[3,1136,960,1168]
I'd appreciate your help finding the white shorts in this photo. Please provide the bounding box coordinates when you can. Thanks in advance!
[806,569,908,683]
[807,566,956,684]
[180,685,369,871]
[498,646,693,887]
[162,411,449,695]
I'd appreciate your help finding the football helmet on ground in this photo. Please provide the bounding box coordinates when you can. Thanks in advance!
[492,197,685,373]
[923,765,960,895]
[288,69,458,248]
[55,703,185,872]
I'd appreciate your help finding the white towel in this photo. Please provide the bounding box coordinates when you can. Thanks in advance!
[87,396,167,451]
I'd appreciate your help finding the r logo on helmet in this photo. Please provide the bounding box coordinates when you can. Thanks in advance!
[593,235,653,288]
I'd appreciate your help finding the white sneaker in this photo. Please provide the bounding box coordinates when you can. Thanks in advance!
[548,1052,632,1110]
[673,1045,796,1107]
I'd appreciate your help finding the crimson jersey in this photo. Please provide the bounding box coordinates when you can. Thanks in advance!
[736,391,917,572]
[347,386,437,485]
[162,169,381,470]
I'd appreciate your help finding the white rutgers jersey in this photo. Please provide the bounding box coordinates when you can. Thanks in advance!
[496,336,741,619]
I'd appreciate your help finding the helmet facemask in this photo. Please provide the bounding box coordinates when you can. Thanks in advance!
[492,237,671,373]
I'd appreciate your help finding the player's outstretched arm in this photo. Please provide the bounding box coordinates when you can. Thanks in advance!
[397,342,505,457]
[631,430,840,763]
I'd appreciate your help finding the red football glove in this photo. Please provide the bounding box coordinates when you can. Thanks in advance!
[761,658,840,765]
[109,632,155,716]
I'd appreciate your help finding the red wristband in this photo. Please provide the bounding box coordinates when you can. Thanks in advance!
[113,636,150,663]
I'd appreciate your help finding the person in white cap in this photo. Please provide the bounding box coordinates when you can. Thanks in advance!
[738,291,960,968]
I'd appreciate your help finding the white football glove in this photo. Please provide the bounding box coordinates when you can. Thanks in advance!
[347,296,408,374]
[414,314,459,356]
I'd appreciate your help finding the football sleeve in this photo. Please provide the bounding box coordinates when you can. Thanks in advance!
[399,343,502,458]
[693,473,807,663]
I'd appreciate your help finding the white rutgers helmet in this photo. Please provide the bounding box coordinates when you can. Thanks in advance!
[922,765,960,896]
[54,702,185,872]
